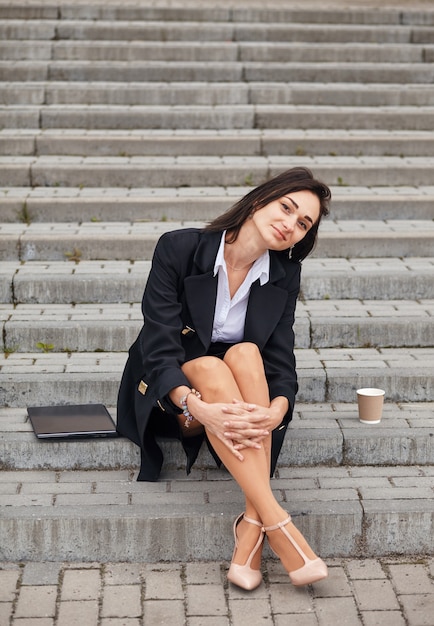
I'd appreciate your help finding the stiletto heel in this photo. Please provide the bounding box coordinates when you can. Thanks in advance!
[263,514,328,586]
[227,513,265,590]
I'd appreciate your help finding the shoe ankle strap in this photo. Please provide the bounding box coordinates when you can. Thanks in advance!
[243,514,264,529]
[262,514,292,533]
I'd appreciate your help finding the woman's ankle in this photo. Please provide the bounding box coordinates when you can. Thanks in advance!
[233,518,264,568]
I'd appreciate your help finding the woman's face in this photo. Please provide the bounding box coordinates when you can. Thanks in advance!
[251,190,320,252]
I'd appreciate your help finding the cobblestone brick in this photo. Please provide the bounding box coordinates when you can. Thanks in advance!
[14,585,57,618]
[61,569,101,601]
[0,569,20,601]
[57,600,99,626]
[101,584,142,618]
[143,600,185,626]
[352,579,401,611]
[387,562,433,595]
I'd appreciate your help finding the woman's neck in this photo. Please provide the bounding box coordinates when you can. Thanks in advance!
[224,222,266,271]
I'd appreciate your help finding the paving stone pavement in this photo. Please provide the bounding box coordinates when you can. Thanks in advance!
[1,556,433,625]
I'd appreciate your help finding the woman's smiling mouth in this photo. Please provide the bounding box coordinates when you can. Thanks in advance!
[272,225,287,241]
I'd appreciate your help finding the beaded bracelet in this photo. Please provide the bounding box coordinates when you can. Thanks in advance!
[179,388,202,428]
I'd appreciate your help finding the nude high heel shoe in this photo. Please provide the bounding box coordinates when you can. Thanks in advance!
[263,514,328,586]
[227,513,265,590]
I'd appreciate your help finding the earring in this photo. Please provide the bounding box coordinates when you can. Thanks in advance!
[288,246,294,260]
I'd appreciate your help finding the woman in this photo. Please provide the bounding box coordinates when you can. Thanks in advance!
[117,166,331,590]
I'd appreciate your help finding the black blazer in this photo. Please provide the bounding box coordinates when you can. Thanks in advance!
[117,228,301,481]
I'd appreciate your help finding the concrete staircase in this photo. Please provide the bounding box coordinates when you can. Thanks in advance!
[0,2,433,563]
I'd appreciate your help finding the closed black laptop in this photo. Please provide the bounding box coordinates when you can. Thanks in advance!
[27,404,118,439]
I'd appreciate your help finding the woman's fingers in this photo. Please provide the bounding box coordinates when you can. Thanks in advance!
[222,401,256,411]
[224,428,268,442]
[204,420,245,461]
[222,407,269,421]
[197,401,268,458]
[223,417,270,431]
[230,399,256,410]
[218,432,245,460]
[233,438,263,451]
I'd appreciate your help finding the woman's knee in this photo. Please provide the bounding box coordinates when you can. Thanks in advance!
[182,355,235,396]
[224,342,263,369]
[182,355,227,378]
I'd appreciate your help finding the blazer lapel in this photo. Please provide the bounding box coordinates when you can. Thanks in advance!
[183,231,221,350]
[244,254,289,347]
[184,273,218,349]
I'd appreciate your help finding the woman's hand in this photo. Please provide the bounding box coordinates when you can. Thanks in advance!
[222,399,272,440]
[222,398,288,450]
[187,395,267,461]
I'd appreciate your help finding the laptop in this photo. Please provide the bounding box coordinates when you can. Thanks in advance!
[27,404,119,439]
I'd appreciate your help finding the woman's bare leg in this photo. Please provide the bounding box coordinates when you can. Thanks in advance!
[182,353,265,568]
[221,343,272,569]
[183,344,319,574]
[223,342,273,471]
[220,345,320,573]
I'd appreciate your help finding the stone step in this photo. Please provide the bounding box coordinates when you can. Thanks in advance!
[1,460,434,561]
[1,402,433,472]
[0,41,52,61]
[3,60,434,84]
[2,3,434,25]
[0,21,57,41]
[2,186,434,222]
[0,0,431,570]
[0,348,433,407]
[0,0,431,568]
[58,7,434,28]
[0,19,420,45]
[2,300,433,353]
[4,81,434,108]
[5,128,434,158]
[255,105,434,131]
[4,154,434,188]
[0,4,429,25]
[4,104,434,132]
[1,220,433,261]
[2,40,431,63]
[300,258,434,301]
[1,258,432,304]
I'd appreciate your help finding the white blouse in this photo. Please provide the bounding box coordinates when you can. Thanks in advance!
[211,231,270,343]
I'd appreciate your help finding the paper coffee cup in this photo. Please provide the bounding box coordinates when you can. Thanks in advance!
[357,388,385,424]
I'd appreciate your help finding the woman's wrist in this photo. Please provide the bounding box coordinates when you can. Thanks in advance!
[180,388,202,428]
[269,396,289,427]
[168,386,191,411]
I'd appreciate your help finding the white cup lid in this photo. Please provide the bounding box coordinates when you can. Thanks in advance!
[357,388,385,396]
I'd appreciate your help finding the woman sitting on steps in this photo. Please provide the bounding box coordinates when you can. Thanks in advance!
[117,166,331,590]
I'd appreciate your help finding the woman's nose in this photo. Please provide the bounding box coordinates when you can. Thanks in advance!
[283,214,297,231]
